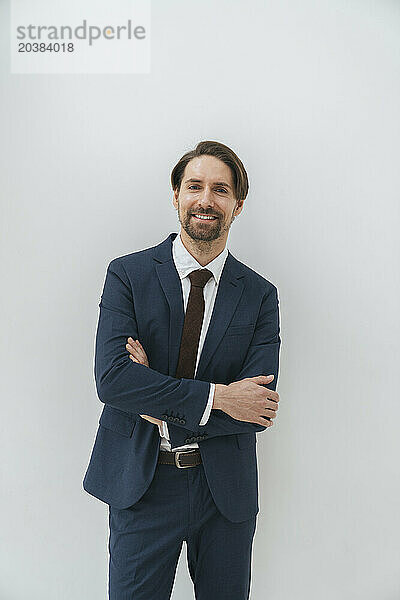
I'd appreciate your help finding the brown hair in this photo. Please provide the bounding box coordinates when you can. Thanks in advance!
[170,140,249,201]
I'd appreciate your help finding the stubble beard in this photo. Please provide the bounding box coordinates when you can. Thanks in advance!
[178,206,235,243]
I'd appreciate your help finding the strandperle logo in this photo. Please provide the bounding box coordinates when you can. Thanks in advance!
[16,19,146,46]
[11,0,151,74]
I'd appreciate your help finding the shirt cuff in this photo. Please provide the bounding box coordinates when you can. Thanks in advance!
[160,382,215,439]
[198,383,215,426]
[160,420,170,440]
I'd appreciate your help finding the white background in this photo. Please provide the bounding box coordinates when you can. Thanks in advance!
[0,0,399,598]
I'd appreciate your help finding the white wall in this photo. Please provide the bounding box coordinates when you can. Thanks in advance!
[1,0,399,598]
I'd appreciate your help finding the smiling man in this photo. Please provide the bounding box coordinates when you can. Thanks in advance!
[175,152,240,247]
[83,140,281,600]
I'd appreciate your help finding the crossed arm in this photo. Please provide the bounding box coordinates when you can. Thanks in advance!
[125,338,164,427]
[94,259,281,445]
[125,292,281,449]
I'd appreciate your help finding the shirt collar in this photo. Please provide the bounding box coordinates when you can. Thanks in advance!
[172,231,228,285]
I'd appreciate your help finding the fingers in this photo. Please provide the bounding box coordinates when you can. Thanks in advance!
[126,337,149,368]
[264,407,277,418]
[265,390,280,403]
[127,341,141,363]
[127,338,144,354]
[252,417,273,427]
[126,338,141,354]
[248,374,279,403]
[127,344,138,357]
[135,343,146,362]
[246,374,274,385]
[140,414,163,426]
[126,338,145,359]
[243,375,279,427]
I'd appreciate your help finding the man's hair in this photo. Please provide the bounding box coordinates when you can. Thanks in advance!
[170,140,249,202]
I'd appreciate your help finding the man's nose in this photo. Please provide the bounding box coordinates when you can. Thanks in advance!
[198,186,214,207]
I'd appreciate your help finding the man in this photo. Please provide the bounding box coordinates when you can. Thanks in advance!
[83,140,281,599]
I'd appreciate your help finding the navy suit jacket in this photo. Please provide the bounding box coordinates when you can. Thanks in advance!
[83,232,281,522]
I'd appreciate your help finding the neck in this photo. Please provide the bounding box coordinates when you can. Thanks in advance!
[179,229,227,266]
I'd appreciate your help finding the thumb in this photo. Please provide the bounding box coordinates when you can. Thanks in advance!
[250,374,274,385]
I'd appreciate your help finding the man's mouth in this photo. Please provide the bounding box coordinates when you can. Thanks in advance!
[191,214,218,221]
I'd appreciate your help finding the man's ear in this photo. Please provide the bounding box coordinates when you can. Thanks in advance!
[234,199,244,215]
[172,188,179,209]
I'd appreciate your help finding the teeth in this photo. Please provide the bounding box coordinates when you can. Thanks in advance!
[193,215,216,220]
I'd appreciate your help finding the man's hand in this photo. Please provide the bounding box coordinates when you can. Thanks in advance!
[126,337,149,367]
[213,375,279,427]
[126,337,162,427]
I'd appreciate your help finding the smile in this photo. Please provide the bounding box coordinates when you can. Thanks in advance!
[192,214,218,221]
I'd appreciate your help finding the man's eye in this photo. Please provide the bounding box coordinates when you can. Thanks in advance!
[188,185,227,193]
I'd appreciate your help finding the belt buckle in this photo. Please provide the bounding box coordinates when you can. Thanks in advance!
[174,450,194,468]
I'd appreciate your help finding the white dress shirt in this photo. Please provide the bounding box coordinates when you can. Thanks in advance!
[158,231,229,452]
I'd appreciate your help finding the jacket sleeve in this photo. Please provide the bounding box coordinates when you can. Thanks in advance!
[94,259,211,431]
[167,284,281,448]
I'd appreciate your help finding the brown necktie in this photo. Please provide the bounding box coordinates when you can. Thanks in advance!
[175,269,213,379]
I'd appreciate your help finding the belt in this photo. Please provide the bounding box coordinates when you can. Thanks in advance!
[158,449,202,469]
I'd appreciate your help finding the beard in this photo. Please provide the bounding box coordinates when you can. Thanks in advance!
[178,208,235,242]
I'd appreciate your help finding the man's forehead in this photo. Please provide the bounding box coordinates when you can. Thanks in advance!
[184,157,233,184]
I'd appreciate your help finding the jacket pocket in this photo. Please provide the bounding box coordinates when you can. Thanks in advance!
[99,405,137,438]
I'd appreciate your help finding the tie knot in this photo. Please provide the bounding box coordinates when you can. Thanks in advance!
[188,268,213,288]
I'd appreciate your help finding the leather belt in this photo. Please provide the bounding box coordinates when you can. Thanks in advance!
[158,449,202,468]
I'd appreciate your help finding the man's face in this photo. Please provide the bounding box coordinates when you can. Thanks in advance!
[173,155,243,242]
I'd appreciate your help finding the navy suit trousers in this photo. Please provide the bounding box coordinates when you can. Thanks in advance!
[108,457,257,599]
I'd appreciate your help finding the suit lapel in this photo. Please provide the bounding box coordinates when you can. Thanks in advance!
[153,232,246,379]
[154,233,184,376]
[195,258,245,379]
